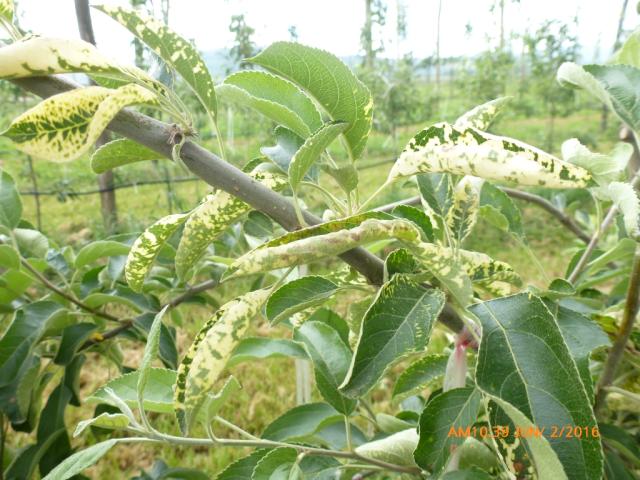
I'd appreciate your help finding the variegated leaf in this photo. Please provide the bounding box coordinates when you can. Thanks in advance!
[2,84,158,162]
[217,71,323,138]
[561,138,631,185]
[248,42,373,161]
[412,242,521,304]
[0,36,168,97]
[454,97,511,131]
[175,171,287,280]
[389,122,592,189]
[0,0,13,23]
[446,176,481,244]
[174,288,269,433]
[95,4,218,121]
[125,213,189,292]
[224,218,422,279]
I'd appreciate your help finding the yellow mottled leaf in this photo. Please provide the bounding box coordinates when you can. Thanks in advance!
[125,212,189,292]
[390,122,592,189]
[0,0,14,23]
[175,170,287,280]
[446,176,481,244]
[2,84,157,162]
[174,288,269,433]
[454,97,511,131]
[224,218,422,280]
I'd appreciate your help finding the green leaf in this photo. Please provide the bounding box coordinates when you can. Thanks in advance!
[417,173,453,218]
[244,211,274,239]
[612,27,640,67]
[545,302,610,400]
[262,403,341,442]
[0,170,21,229]
[125,212,189,292]
[88,368,175,413]
[393,354,448,398]
[385,248,421,277]
[75,240,130,268]
[227,337,307,367]
[2,84,158,162]
[14,228,49,257]
[390,123,592,188]
[470,293,602,480]
[215,450,270,480]
[261,126,305,172]
[340,275,445,398]
[73,413,129,438]
[391,205,434,242]
[225,217,420,279]
[294,321,356,415]
[204,376,242,423]
[251,447,297,480]
[41,439,119,480]
[0,0,13,23]
[595,181,640,236]
[561,139,631,185]
[53,323,98,366]
[174,289,269,433]
[454,97,511,131]
[288,121,348,192]
[600,423,640,467]
[0,245,19,269]
[175,171,286,280]
[249,42,373,160]
[91,138,160,174]
[490,396,568,479]
[447,176,481,244]
[96,4,218,121]
[138,306,169,415]
[355,428,419,467]
[414,387,481,472]
[218,71,322,138]
[479,181,524,238]
[323,163,359,194]
[266,276,339,324]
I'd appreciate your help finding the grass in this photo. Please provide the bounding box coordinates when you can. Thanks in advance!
[2,106,615,476]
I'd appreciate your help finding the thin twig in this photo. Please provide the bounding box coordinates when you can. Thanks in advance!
[20,257,122,323]
[167,278,219,308]
[594,247,640,415]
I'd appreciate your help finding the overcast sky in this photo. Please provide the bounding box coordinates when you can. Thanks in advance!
[10,0,639,67]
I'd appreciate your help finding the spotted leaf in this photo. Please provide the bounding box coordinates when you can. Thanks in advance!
[2,84,158,162]
[174,288,269,433]
[125,212,189,292]
[595,181,640,237]
[175,170,287,280]
[561,139,631,185]
[217,71,323,138]
[446,176,481,244]
[96,4,218,122]
[224,218,422,280]
[389,122,592,189]
[248,42,373,161]
[454,97,511,131]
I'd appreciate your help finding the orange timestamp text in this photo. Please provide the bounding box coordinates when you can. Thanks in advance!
[447,425,600,439]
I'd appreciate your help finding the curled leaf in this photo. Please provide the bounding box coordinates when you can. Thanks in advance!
[446,176,481,244]
[595,181,640,237]
[225,218,421,279]
[389,122,592,188]
[174,289,269,433]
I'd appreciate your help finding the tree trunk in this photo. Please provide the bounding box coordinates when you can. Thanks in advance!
[74,0,118,233]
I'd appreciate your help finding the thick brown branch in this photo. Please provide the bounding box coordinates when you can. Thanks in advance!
[10,76,464,332]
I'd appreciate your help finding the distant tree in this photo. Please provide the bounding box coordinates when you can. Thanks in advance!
[361,0,386,69]
[228,14,256,70]
[524,19,580,149]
